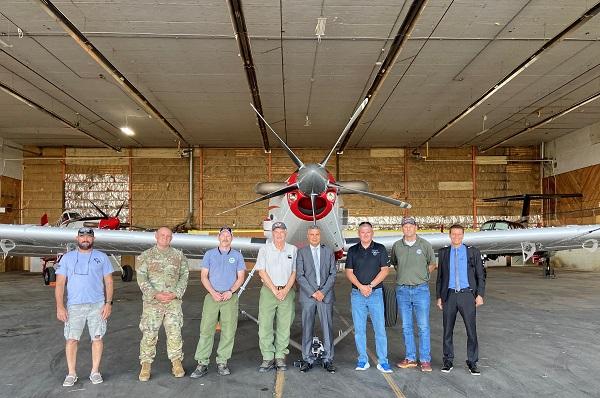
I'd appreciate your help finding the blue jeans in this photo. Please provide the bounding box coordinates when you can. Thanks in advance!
[396,283,431,362]
[351,288,388,365]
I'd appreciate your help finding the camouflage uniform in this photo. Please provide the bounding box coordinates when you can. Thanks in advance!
[137,246,189,364]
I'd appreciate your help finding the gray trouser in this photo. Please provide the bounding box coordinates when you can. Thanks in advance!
[301,299,334,363]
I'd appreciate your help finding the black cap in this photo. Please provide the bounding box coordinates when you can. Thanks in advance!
[219,226,233,235]
[271,221,287,231]
[77,227,94,236]
[401,216,417,226]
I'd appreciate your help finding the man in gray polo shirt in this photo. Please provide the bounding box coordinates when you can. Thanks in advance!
[256,221,297,372]
[390,217,436,372]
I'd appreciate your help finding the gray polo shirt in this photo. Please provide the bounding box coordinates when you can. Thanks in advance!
[255,242,297,286]
[390,235,435,285]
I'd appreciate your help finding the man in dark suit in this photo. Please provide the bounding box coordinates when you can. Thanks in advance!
[436,224,485,375]
[296,225,337,373]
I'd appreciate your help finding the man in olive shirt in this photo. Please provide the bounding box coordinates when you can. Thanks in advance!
[390,217,436,372]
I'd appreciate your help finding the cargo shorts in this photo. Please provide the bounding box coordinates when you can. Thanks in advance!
[64,302,107,341]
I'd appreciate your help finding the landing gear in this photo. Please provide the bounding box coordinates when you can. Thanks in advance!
[121,265,133,282]
[43,266,56,285]
[383,284,398,327]
[541,256,555,278]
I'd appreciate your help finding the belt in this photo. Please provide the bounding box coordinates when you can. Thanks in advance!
[276,285,286,290]
[398,282,428,288]
[450,288,472,293]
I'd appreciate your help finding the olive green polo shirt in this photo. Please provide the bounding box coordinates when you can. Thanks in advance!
[390,235,435,285]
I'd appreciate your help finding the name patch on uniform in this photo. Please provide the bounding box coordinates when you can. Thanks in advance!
[228,257,236,264]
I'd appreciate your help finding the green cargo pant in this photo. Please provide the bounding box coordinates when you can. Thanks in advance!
[194,293,239,365]
[139,300,184,364]
[258,286,296,360]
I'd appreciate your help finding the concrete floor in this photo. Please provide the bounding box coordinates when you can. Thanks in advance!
[1,266,599,398]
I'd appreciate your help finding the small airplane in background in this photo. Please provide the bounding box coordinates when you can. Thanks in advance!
[54,200,129,230]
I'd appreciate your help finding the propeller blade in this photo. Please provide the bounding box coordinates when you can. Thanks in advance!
[329,181,412,208]
[88,200,108,218]
[250,103,304,169]
[320,97,368,168]
[310,193,317,226]
[217,183,299,215]
[115,201,126,217]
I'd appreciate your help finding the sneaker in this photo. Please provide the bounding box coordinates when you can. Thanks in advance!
[441,361,453,373]
[259,359,275,372]
[323,361,336,374]
[190,364,209,379]
[467,362,481,376]
[299,362,312,373]
[377,363,393,373]
[89,372,103,384]
[275,358,287,371]
[62,374,77,387]
[396,359,418,369]
[355,361,370,371]
[217,363,231,376]
[420,362,432,372]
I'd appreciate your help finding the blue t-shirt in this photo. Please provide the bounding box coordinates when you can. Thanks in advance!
[201,248,245,292]
[56,249,113,306]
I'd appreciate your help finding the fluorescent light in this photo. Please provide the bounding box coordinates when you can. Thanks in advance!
[120,126,135,136]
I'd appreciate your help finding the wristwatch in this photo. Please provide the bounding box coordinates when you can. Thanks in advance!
[105,300,113,305]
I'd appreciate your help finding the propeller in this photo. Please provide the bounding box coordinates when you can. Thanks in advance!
[217,184,299,215]
[328,181,411,208]
[89,200,109,218]
[218,98,412,215]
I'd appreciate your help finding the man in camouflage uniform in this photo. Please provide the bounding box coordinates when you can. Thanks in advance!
[136,227,189,381]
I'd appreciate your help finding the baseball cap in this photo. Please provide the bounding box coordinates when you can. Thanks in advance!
[77,227,94,236]
[401,216,417,226]
[219,226,233,235]
[271,221,287,231]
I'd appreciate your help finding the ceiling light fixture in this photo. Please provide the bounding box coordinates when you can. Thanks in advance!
[304,115,311,127]
[120,126,135,136]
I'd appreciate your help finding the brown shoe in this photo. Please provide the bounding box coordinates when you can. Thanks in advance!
[396,359,418,369]
[420,362,432,372]
[172,359,185,378]
[138,362,151,382]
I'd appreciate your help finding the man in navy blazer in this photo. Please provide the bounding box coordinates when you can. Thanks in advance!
[436,224,485,375]
[296,225,337,373]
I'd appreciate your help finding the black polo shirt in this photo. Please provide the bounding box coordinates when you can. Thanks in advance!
[346,241,389,289]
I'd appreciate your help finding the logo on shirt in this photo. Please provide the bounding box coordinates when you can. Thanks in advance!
[416,249,423,255]
[228,257,236,264]
[371,249,379,256]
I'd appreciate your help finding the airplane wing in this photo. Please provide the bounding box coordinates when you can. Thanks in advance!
[347,225,600,256]
[0,224,266,260]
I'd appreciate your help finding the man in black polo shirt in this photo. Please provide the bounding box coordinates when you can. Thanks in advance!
[345,221,393,373]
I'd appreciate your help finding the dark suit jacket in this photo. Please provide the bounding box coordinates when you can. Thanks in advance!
[296,244,337,304]
[436,244,485,302]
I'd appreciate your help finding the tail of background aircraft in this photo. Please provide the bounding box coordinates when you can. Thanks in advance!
[40,213,48,226]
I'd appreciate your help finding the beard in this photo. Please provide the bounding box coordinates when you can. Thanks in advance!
[78,241,93,250]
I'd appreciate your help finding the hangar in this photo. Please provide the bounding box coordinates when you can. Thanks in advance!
[1,1,600,397]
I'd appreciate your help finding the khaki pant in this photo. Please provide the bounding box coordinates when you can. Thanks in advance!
[194,293,239,365]
[258,286,295,360]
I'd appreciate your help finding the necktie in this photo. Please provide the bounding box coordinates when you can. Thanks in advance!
[313,247,321,286]
[454,248,460,290]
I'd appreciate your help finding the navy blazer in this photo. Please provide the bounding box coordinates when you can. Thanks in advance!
[296,244,337,304]
[436,244,485,302]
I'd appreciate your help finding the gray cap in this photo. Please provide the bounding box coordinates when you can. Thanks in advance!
[401,216,417,226]
[271,221,287,231]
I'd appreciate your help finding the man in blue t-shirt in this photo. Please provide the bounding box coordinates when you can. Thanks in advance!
[55,227,114,387]
[190,226,245,378]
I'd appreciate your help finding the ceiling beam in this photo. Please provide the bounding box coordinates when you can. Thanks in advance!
[337,0,428,154]
[36,0,190,147]
[417,1,600,151]
[0,81,121,151]
[226,0,270,152]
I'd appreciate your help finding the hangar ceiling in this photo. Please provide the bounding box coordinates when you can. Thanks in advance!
[1,0,600,151]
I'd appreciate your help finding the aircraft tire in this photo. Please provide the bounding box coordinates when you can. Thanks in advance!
[121,265,133,282]
[383,284,398,327]
[43,267,56,285]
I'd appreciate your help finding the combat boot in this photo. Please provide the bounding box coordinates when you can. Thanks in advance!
[172,359,185,378]
[138,362,151,382]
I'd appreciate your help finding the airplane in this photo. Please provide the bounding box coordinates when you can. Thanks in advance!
[56,200,129,230]
[1,100,600,301]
